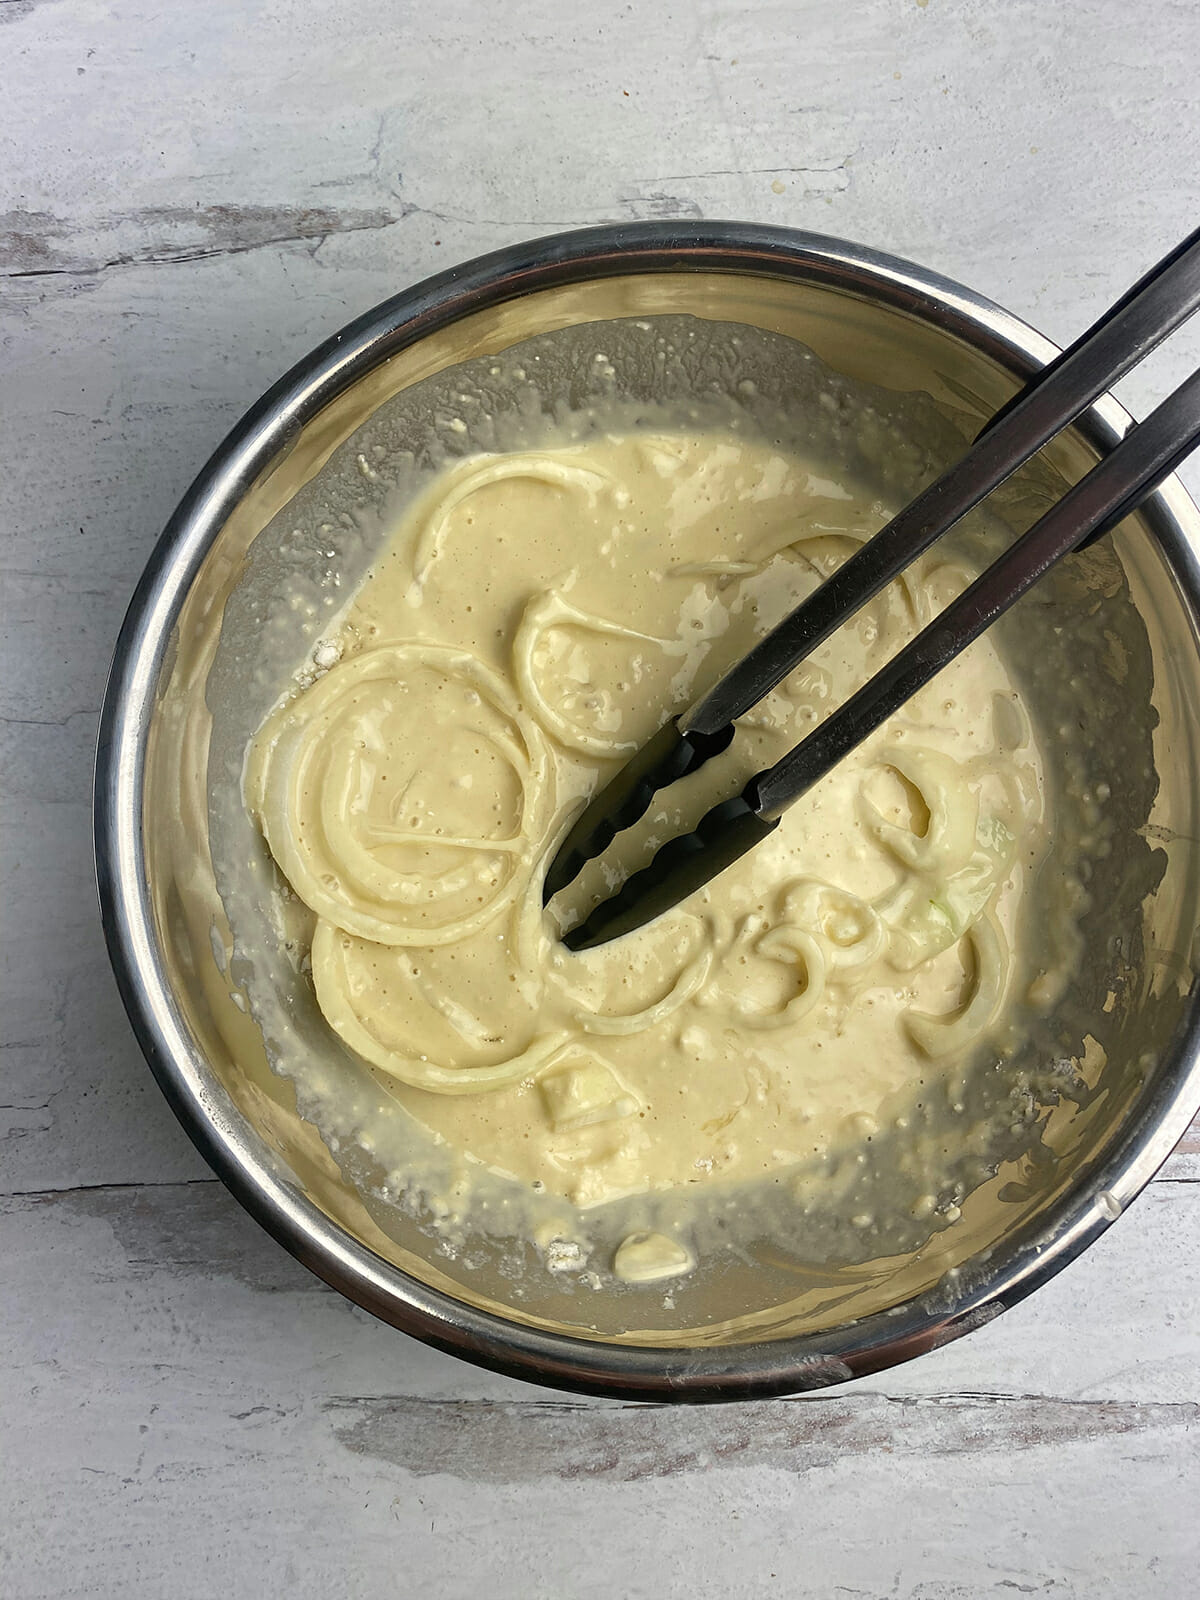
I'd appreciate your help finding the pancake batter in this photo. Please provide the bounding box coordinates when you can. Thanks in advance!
[245,431,1049,1244]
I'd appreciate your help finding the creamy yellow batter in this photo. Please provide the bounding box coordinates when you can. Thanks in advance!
[246,431,1048,1237]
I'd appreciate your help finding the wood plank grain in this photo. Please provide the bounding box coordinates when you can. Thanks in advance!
[3,1182,1199,1598]
[325,1390,1200,1483]
[0,204,401,278]
[2,1396,1196,1600]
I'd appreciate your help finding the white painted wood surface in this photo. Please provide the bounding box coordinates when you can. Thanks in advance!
[3,2,1200,1594]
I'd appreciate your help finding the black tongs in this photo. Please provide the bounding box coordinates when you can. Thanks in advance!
[545,226,1200,950]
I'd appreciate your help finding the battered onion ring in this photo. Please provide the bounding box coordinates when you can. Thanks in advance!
[904,910,1010,1059]
[247,643,552,946]
[520,813,713,1036]
[570,946,713,1036]
[311,920,570,1094]
[781,879,887,976]
[863,745,980,876]
[514,589,685,756]
[710,914,827,1032]
[412,453,612,581]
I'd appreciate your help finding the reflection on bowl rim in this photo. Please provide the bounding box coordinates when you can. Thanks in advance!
[94,222,1200,1401]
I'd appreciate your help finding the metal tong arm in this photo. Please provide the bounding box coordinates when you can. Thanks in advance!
[544,225,1200,909]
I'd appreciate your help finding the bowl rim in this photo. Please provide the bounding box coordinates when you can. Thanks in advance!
[94,220,1200,1401]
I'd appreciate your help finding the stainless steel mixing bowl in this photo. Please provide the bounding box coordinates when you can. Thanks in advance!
[95,223,1200,1400]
